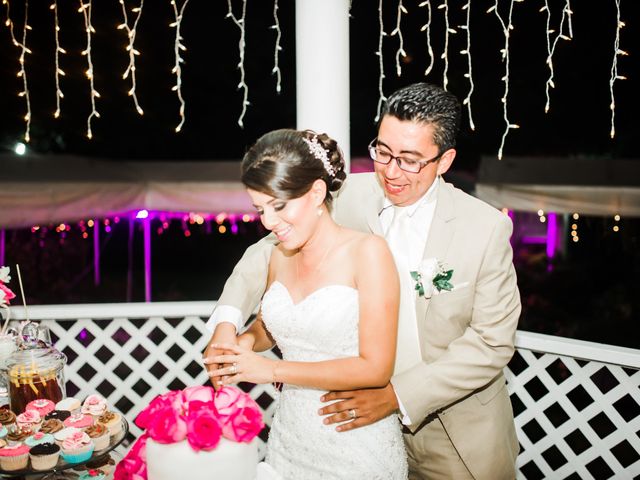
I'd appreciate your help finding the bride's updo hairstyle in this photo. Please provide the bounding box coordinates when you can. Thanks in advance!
[241,129,346,208]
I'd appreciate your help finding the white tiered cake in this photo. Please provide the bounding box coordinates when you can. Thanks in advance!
[146,437,258,480]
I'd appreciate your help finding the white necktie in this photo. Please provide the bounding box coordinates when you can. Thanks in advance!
[385,207,422,374]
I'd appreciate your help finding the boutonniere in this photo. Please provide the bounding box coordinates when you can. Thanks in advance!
[410,258,454,298]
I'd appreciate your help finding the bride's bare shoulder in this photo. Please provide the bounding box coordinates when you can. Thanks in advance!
[340,229,390,257]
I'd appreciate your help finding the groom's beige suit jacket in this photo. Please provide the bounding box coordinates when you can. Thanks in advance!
[217,173,521,480]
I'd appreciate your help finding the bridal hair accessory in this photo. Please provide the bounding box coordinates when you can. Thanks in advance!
[410,258,455,298]
[303,135,337,177]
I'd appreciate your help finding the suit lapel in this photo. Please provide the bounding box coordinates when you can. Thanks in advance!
[365,180,385,235]
[415,178,456,342]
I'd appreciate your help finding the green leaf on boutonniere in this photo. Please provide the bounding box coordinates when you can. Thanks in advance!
[410,271,425,297]
[433,269,454,292]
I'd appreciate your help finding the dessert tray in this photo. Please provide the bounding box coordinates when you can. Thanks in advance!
[0,418,128,478]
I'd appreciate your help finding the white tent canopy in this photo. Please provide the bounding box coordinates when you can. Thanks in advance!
[475,156,640,217]
[0,154,252,229]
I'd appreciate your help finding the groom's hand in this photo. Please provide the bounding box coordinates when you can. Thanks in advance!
[318,383,399,432]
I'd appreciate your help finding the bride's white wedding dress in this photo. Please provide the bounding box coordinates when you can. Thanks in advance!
[258,281,408,480]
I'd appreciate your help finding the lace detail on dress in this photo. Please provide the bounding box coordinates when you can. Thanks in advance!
[260,281,408,480]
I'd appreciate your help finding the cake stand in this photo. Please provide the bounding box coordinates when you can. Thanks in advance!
[0,418,129,479]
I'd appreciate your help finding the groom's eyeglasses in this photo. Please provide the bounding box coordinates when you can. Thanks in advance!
[368,138,442,174]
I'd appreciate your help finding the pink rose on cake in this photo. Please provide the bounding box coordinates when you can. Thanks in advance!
[146,406,187,444]
[215,386,264,443]
[185,400,222,451]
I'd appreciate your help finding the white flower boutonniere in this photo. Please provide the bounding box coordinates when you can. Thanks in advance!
[410,258,454,298]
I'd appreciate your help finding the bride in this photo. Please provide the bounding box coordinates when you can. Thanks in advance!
[204,129,407,479]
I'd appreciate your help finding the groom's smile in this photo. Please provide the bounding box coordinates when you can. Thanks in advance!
[374,115,455,207]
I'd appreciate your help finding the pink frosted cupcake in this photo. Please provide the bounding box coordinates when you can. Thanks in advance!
[53,427,82,446]
[0,443,30,471]
[60,431,94,464]
[81,395,108,419]
[26,399,56,417]
[16,410,41,432]
[64,413,93,430]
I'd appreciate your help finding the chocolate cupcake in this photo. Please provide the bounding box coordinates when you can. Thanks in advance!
[45,410,71,422]
[97,411,122,436]
[0,410,16,428]
[40,419,64,434]
[6,427,31,446]
[29,442,61,471]
[85,423,110,450]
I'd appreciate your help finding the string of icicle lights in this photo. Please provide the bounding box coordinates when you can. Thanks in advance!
[0,1,631,157]
[119,0,145,116]
[226,0,249,127]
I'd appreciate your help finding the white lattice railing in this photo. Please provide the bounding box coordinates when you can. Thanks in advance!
[8,302,640,479]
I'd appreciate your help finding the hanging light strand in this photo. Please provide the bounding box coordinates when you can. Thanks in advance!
[226,0,249,127]
[170,0,190,133]
[461,0,475,130]
[374,0,386,122]
[391,0,407,77]
[489,0,520,160]
[609,0,627,139]
[16,0,32,142]
[79,0,100,140]
[2,0,19,47]
[439,0,455,91]
[270,0,282,93]
[542,0,572,114]
[50,1,66,119]
[271,0,282,93]
[119,0,145,116]
[418,1,435,77]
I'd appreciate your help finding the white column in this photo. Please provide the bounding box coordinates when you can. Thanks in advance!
[296,0,350,170]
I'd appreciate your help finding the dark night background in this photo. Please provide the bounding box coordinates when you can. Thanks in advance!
[0,1,638,348]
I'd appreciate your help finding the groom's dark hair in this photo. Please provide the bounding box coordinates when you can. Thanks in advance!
[380,82,461,154]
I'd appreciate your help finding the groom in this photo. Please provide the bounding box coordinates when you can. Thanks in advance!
[205,83,520,479]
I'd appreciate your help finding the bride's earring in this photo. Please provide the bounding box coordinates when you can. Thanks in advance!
[317,208,323,217]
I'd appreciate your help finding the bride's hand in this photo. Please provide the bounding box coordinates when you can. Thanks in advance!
[204,342,278,386]
[203,324,238,391]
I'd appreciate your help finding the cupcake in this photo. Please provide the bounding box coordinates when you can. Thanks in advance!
[85,423,110,451]
[78,468,106,479]
[40,419,64,434]
[26,399,56,417]
[84,453,116,475]
[60,431,94,464]
[97,411,122,436]
[53,426,82,446]
[0,443,30,471]
[6,427,31,445]
[25,431,55,448]
[16,410,42,431]
[0,410,16,428]
[64,413,93,429]
[29,442,61,471]
[45,410,71,422]
[55,397,81,414]
[81,395,108,419]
